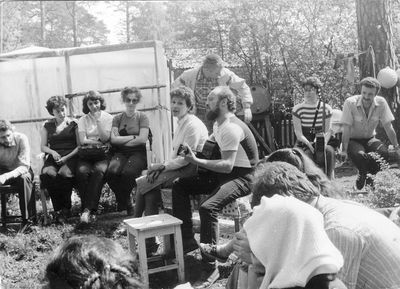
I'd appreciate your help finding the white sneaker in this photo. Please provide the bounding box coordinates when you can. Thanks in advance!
[80,209,91,224]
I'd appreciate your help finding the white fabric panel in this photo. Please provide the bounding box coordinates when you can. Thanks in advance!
[0,42,172,175]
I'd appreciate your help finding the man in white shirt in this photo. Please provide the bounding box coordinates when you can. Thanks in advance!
[172,86,259,288]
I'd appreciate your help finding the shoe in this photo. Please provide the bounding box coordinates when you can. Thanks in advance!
[80,209,93,224]
[193,267,220,289]
[365,175,374,188]
[199,243,229,263]
[355,173,367,190]
[183,238,199,254]
[126,202,134,216]
[54,210,66,225]
[146,238,160,256]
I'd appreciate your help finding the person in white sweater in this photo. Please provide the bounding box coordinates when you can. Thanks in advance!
[133,87,208,253]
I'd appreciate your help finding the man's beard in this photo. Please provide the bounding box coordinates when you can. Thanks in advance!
[206,107,220,121]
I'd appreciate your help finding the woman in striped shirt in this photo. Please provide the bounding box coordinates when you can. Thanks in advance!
[292,76,335,179]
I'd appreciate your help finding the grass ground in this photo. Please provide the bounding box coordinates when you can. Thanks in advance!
[0,167,360,289]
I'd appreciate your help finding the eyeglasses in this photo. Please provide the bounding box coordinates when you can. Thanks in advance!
[125,98,139,104]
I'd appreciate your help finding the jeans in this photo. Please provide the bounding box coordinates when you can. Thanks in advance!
[106,151,147,210]
[2,169,34,220]
[172,167,254,245]
[348,137,388,175]
[135,163,198,219]
[75,158,109,211]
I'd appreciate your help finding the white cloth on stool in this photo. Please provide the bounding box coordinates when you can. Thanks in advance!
[243,195,344,289]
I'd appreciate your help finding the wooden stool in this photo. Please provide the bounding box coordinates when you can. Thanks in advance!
[124,214,185,289]
[0,185,26,229]
[221,195,252,233]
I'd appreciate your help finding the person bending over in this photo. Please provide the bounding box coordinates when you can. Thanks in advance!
[45,235,142,289]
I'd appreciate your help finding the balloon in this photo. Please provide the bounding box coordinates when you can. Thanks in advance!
[377,67,398,89]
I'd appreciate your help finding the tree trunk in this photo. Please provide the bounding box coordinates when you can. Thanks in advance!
[356,0,399,142]
[40,1,45,46]
[71,2,77,47]
[126,1,130,43]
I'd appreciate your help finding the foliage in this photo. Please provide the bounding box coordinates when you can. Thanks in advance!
[366,153,400,208]
[1,1,108,51]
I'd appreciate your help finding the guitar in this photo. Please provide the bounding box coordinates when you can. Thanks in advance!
[196,140,221,175]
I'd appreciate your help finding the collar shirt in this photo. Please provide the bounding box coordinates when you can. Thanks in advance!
[340,95,394,139]
[0,132,30,177]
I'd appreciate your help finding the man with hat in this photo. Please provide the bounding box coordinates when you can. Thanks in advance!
[172,54,253,131]
[340,76,400,190]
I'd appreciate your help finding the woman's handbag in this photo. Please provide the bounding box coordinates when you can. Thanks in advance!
[78,144,110,161]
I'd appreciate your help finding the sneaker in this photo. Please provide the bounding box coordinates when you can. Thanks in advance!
[355,173,367,190]
[193,266,220,289]
[365,175,374,188]
[80,209,91,224]
[183,237,199,254]
[54,210,66,225]
[199,243,229,263]
[146,238,160,256]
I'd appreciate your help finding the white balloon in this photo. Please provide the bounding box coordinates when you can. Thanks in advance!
[377,67,398,89]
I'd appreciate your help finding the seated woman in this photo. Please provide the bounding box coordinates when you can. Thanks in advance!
[107,87,149,216]
[45,235,142,289]
[292,76,335,179]
[40,96,79,224]
[237,192,345,289]
[76,90,113,224]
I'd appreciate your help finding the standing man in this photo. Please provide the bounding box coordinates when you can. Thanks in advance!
[0,119,34,222]
[172,86,258,288]
[340,77,400,189]
[172,54,253,130]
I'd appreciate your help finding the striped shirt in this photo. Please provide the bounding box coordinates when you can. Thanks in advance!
[292,102,332,141]
[316,196,400,289]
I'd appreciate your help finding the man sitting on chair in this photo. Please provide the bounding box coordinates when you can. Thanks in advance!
[340,77,400,190]
[172,86,259,289]
[0,119,34,222]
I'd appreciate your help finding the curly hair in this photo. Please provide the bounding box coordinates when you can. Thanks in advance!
[45,96,68,116]
[0,119,14,132]
[360,77,381,94]
[262,148,343,199]
[212,86,236,112]
[302,76,323,94]
[170,86,195,112]
[82,91,106,114]
[121,87,142,103]
[45,235,142,289]
[251,161,321,207]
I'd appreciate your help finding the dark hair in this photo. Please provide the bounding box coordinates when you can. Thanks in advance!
[212,86,236,112]
[263,148,343,198]
[360,77,381,94]
[170,86,195,112]
[121,87,143,102]
[82,91,106,114]
[251,161,320,207]
[45,235,142,289]
[302,76,322,95]
[45,96,68,116]
[202,54,223,67]
[0,119,14,132]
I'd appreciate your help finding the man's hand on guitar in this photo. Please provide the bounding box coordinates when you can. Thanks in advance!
[181,145,198,164]
[147,164,165,183]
